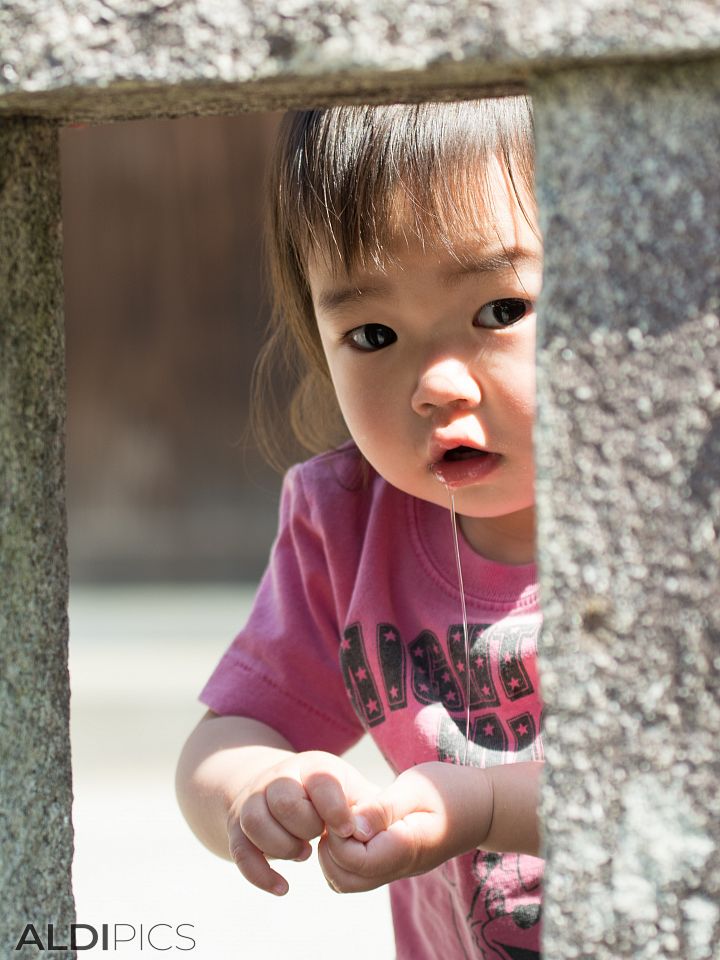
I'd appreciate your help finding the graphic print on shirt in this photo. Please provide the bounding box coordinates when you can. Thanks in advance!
[447,623,500,709]
[339,623,386,727]
[445,851,541,960]
[339,616,543,960]
[436,709,540,767]
[498,625,535,701]
[437,712,508,767]
[409,630,466,711]
[377,622,408,711]
[339,618,542,767]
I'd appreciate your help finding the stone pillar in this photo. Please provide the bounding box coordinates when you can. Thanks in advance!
[533,60,720,957]
[0,120,75,953]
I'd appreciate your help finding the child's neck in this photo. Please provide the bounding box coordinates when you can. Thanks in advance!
[459,508,536,566]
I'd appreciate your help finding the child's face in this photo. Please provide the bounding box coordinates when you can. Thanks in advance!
[308,158,542,563]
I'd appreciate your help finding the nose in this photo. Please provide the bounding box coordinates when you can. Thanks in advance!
[410,356,481,416]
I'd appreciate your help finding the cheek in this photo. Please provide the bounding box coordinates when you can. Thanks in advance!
[330,364,382,440]
[332,357,393,413]
[509,389,536,431]
[490,351,536,421]
[513,373,536,418]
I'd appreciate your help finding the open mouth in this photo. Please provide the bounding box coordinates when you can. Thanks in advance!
[442,445,489,462]
[430,444,501,488]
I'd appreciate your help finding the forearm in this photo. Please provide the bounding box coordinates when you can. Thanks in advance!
[175,710,295,860]
[481,761,542,857]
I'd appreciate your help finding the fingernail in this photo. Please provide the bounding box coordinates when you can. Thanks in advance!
[293,846,312,862]
[353,815,372,840]
[272,879,289,896]
[333,821,354,838]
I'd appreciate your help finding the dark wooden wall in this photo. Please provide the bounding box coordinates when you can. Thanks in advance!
[61,112,286,581]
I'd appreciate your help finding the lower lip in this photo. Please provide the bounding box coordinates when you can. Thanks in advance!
[430,452,502,489]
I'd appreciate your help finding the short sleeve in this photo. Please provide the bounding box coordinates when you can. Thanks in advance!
[199,463,365,754]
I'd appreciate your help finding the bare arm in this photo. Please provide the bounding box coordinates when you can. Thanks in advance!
[175,709,296,861]
[482,760,542,856]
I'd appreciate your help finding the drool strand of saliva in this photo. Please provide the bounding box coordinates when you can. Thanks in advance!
[448,490,471,767]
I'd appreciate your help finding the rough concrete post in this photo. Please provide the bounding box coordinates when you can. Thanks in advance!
[533,60,720,957]
[0,120,75,954]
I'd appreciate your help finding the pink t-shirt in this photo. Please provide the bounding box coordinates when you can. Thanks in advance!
[200,442,544,960]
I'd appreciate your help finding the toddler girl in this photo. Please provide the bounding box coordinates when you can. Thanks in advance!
[176,98,544,960]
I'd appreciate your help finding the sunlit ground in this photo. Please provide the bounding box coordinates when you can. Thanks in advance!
[69,585,394,959]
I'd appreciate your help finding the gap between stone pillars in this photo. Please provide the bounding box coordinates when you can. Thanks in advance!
[530,60,720,958]
[0,119,76,953]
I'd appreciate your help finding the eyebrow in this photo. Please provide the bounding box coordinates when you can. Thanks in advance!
[316,246,541,314]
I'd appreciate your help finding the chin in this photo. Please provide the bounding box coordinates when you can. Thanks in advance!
[454,495,536,520]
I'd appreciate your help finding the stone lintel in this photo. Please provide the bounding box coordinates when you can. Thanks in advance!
[0,71,527,124]
[1,0,720,122]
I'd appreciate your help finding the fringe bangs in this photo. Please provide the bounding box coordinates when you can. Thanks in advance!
[279,99,535,277]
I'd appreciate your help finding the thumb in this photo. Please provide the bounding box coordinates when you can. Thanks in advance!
[351,771,425,842]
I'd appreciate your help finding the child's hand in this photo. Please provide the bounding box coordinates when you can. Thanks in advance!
[318,761,493,892]
[319,760,542,892]
[226,750,380,895]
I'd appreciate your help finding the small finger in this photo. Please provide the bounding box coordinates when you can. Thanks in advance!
[351,811,375,842]
[304,772,355,837]
[266,776,325,840]
[324,833,369,873]
[317,835,392,894]
[239,792,309,861]
[349,793,395,842]
[227,825,289,896]
[293,843,313,862]
[350,768,434,842]
[326,818,418,877]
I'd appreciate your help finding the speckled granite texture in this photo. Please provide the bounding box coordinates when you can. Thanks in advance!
[0,0,720,120]
[533,59,720,957]
[1,2,719,957]
[0,120,75,954]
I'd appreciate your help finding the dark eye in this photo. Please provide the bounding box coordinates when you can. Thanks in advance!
[474,298,532,329]
[346,323,398,351]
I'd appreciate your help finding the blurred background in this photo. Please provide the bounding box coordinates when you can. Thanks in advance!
[61,114,394,958]
[62,113,285,583]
